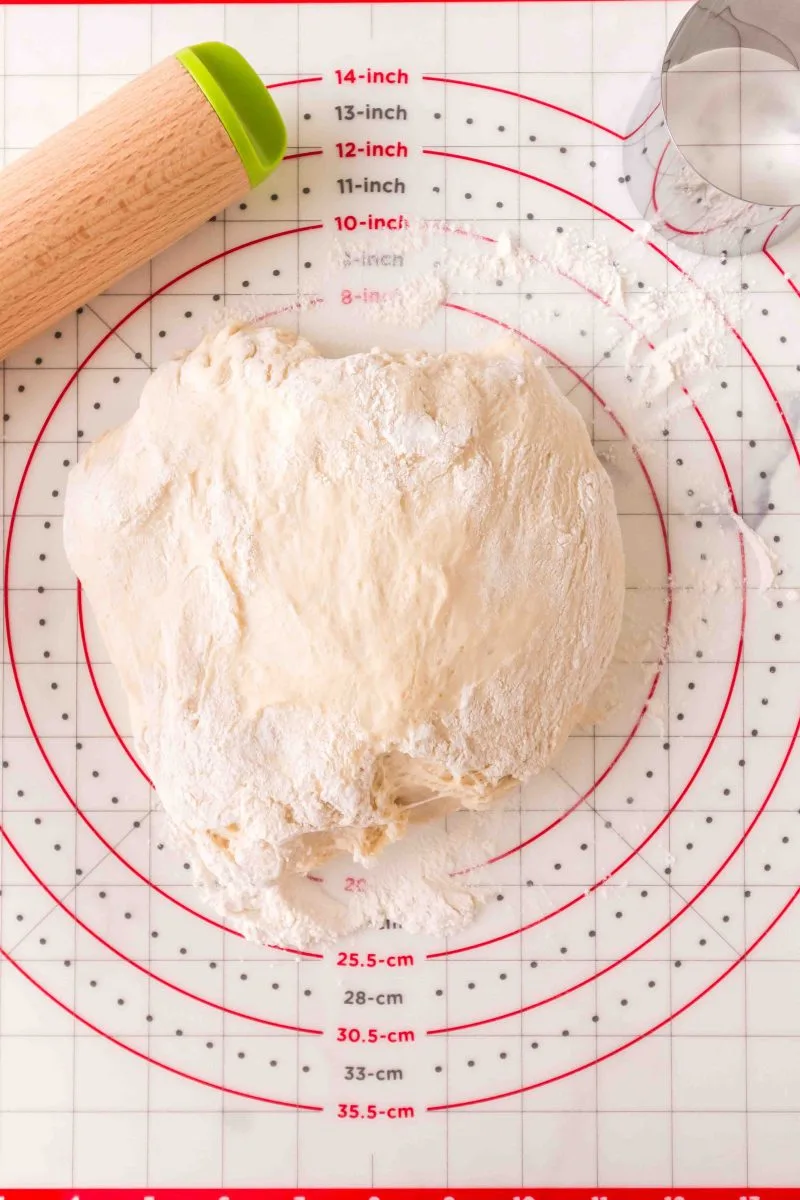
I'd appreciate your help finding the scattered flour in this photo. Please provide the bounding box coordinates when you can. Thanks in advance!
[624,274,737,401]
[329,219,742,424]
[370,273,446,327]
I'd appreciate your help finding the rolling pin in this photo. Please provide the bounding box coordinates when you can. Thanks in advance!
[0,42,286,361]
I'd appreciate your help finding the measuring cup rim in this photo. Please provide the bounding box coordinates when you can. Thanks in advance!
[655,1,800,211]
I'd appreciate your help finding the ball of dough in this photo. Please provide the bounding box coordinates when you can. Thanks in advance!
[65,323,624,892]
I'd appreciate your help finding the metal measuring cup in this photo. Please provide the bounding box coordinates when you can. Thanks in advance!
[625,0,800,256]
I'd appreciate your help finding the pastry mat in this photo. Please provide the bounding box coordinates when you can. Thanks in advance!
[1,1,799,1192]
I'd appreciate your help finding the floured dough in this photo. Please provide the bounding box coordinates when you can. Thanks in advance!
[64,323,624,936]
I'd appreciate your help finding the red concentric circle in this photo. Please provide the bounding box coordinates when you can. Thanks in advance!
[3,72,798,1115]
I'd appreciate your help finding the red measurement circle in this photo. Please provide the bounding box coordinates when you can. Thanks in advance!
[2,228,681,1063]
[4,88,799,1112]
[0,202,748,1030]
[68,269,745,1067]
[63,292,677,1051]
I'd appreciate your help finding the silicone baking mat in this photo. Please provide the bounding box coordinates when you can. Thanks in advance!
[1,1,799,1193]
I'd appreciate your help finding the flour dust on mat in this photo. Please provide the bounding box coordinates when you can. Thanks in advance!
[64,323,625,947]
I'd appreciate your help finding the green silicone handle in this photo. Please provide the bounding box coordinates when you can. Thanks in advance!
[176,42,287,188]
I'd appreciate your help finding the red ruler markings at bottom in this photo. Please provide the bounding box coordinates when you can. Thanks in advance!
[0,1190,789,1199]
[0,1185,786,1195]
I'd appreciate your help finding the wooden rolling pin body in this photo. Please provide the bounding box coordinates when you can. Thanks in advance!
[0,46,285,360]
